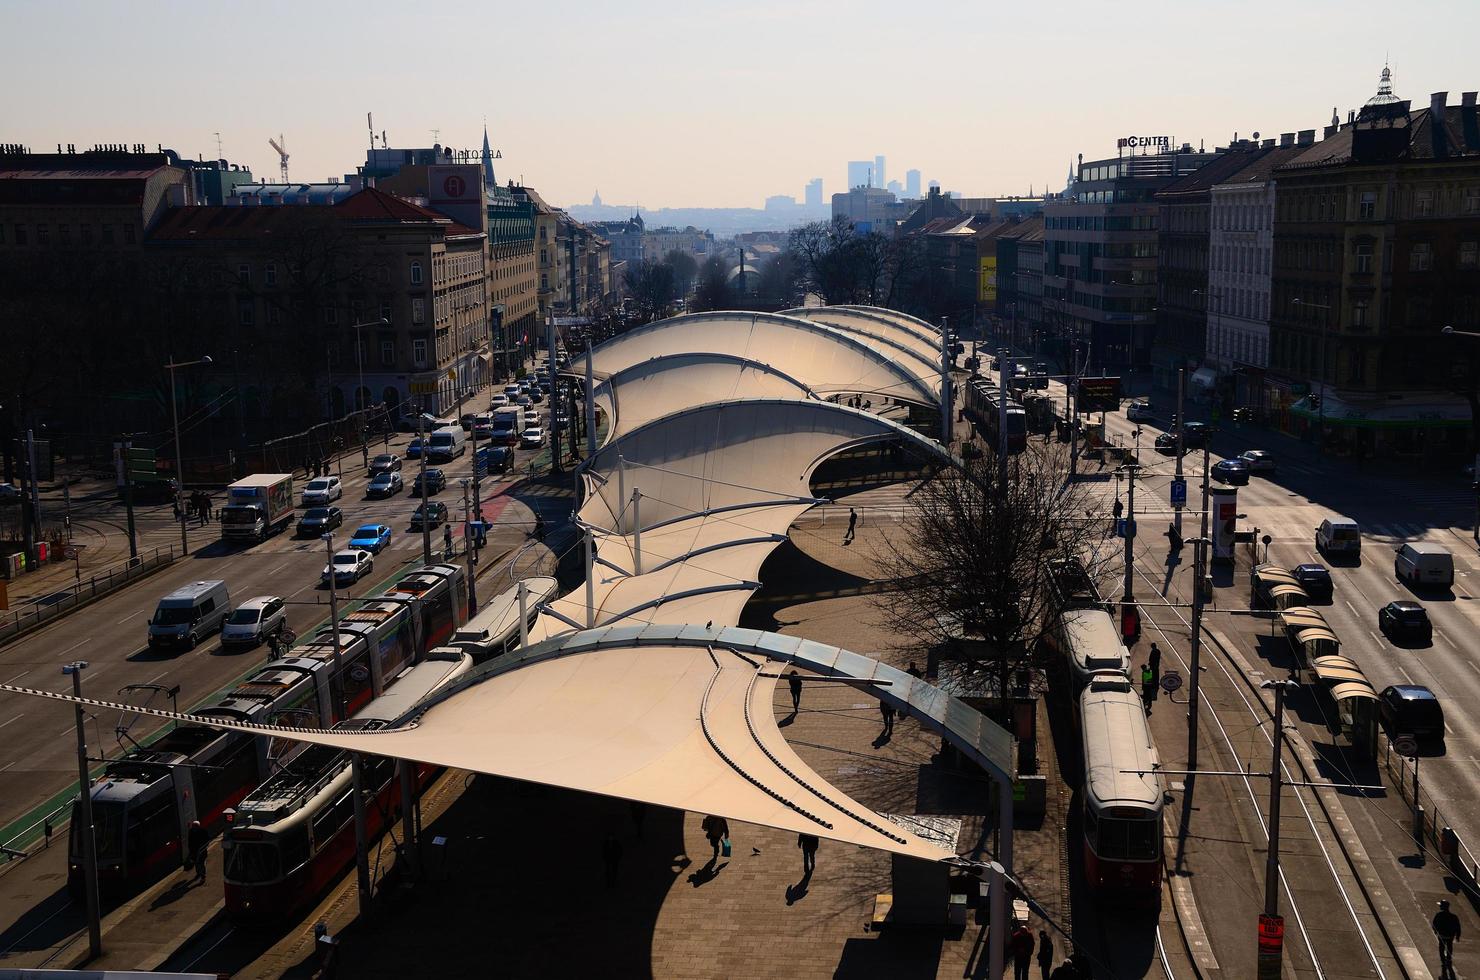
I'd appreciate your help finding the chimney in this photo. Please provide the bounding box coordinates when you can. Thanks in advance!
[1431,93,1451,157]
[1297,129,1316,146]
[1263,138,1276,149]
[1280,132,1295,147]
[1464,92,1478,107]
[1432,91,1449,113]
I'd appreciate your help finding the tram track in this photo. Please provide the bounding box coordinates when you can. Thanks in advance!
[1128,551,1394,979]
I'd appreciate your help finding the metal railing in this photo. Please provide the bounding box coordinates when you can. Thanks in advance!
[1378,733,1480,902]
[0,800,75,865]
[0,545,178,645]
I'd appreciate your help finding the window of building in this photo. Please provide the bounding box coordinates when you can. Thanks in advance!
[123,224,135,245]
[268,304,281,325]
[412,338,428,367]
[238,300,254,326]
[1461,241,1478,269]
[1359,191,1376,220]
[323,305,338,325]
[265,263,277,286]
[13,224,25,245]
[541,273,548,290]
[36,224,49,245]
[1354,241,1374,274]
[412,297,425,324]
[58,223,70,244]
[103,224,114,244]
[80,224,93,245]
[380,301,393,321]
[1415,189,1435,217]
[237,264,250,284]
[381,340,395,366]
[1466,188,1480,215]
[1409,242,1432,272]
[410,260,423,285]
[1352,302,1368,331]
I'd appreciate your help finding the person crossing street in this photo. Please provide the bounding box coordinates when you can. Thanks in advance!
[1434,899,1461,979]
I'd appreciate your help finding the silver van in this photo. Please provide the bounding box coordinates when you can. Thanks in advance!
[426,426,467,462]
[147,580,231,649]
[1316,518,1361,557]
[1395,542,1454,587]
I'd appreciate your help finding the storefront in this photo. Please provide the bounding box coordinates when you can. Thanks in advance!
[1287,392,1471,463]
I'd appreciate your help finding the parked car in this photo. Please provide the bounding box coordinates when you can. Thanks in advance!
[1292,563,1333,601]
[1211,458,1249,485]
[348,523,393,554]
[1378,685,1445,740]
[1125,401,1155,422]
[413,468,447,497]
[296,506,343,536]
[222,595,287,648]
[1395,542,1455,588]
[1238,450,1276,474]
[1154,432,1179,454]
[368,454,401,476]
[521,425,546,449]
[405,438,424,460]
[366,471,404,498]
[409,501,449,531]
[301,477,342,506]
[476,446,512,475]
[1379,600,1432,644]
[322,548,374,586]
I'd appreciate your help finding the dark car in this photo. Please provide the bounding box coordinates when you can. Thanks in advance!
[1154,432,1178,454]
[413,468,447,497]
[1293,563,1333,601]
[1181,421,1211,448]
[1379,600,1432,644]
[1378,685,1445,739]
[368,453,401,476]
[409,501,448,531]
[476,445,512,475]
[297,506,343,536]
[366,471,403,499]
[1211,458,1249,486]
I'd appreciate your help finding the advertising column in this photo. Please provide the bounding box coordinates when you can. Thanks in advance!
[1210,486,1239,562]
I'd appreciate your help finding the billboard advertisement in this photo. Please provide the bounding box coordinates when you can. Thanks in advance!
[1210,487,1239,562]
[1075,377,1122,414]
[979,256,998,305]
[428,163,484,230]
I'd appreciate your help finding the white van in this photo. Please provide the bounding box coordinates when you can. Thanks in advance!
[148,580,231,649]
[1395,542,1454,587]
[426,425,467,462]
[1316,518,1361,557]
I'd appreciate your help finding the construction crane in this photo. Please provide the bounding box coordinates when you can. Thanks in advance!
[268,134,289,183]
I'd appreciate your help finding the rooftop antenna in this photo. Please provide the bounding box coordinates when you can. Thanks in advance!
[367,112,375,150]
[214,132,224,159]
[430,129,440,144]
[268,134,289,182]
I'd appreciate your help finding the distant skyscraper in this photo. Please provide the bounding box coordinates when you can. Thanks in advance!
[847,161,872,191]
[886,180,902,196]
[906,169,921,198]
[804,177,823,208]
[874,155,886,189]
[592,189,602,207]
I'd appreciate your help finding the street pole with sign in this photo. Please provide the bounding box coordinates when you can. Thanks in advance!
[64,661,103,958]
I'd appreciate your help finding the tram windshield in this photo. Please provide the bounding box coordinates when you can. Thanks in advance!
[224,840,281,883]
[1087,809,1159,861]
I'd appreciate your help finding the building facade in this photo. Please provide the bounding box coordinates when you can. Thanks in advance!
[805,178,823,208]
[1268,89,1480,460]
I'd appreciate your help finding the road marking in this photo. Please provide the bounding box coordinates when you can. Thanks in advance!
[0,761,16,773]
[3,669,30,686]
[53,636,95,660]
[1436,630,1457,650]
[1394,664,1415,684]
[0,713,25,731]
[1344,599,1359,617]
[116,613,138,625]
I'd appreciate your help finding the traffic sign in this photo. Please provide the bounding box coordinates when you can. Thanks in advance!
[1169,478,1187,506]
[1160,671,1182,693]
[1116,518,1136,538]
[1393,735,1419,758]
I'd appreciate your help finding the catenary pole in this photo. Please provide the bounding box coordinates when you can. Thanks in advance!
[1174,368,1186,533]
[1187,445,1211,773]
[65,662,102,959]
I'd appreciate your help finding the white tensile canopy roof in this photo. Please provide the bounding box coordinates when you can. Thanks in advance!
[6,307,1013,867]
[573,311,942,407]
[783,306,944,378]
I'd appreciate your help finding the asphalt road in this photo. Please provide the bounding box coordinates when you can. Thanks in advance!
[0,409,569,839]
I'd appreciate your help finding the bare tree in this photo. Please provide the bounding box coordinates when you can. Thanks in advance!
[663,249,698,297]
[690,255,733,313]
[870,440,1114,711]
[623,259,676,323]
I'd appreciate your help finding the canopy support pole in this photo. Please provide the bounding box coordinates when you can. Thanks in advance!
[632,489,642,575]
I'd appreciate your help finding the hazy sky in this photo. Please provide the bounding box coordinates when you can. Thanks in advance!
[4,0,1476,210]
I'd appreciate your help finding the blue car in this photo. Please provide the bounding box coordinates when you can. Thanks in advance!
[476,445,512,476]
[349,523,393,553]
[405,438,424,460]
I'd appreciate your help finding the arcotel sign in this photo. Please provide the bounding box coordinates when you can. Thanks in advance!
[1118,135,1171,149]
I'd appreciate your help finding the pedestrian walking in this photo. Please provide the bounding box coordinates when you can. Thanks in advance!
[602,833,623,887]
[314,922,340,979]
[1009,923,1035,980]
[1141,663,1157,713]
[1147,642,1161,678]
[879,701,896,737]
[443,523,454,559]
[362,445,370,470]
[1037,929,1054,980]
[204,495,213,521]
[843,507,858,545]
[788,670,802,713]
[266,630,281,661]
[303,457,313,479]
[1434,899,1461,979]
[1112,498,1124,520]
[533,511,546,542]
[700,814,729,861]
[797,832,818,875]
[1165,522,1183,556]
[186,819,208,883]
[906,661,923,678]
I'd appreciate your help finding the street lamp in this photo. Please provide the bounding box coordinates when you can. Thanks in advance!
[350,318,390,448]
[165,355,212,554]
[460,476,478,613]
[1292,298,1332,454]
[63,660,102,959]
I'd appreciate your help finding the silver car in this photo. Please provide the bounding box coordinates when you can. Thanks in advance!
[1239,450,1276,474]
[221,595,286,647]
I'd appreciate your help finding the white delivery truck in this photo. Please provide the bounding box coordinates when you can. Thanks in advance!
[220,474,296,543]
[490,406,526,446]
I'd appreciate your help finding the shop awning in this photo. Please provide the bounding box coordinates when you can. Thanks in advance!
[1289,392,1472,428]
